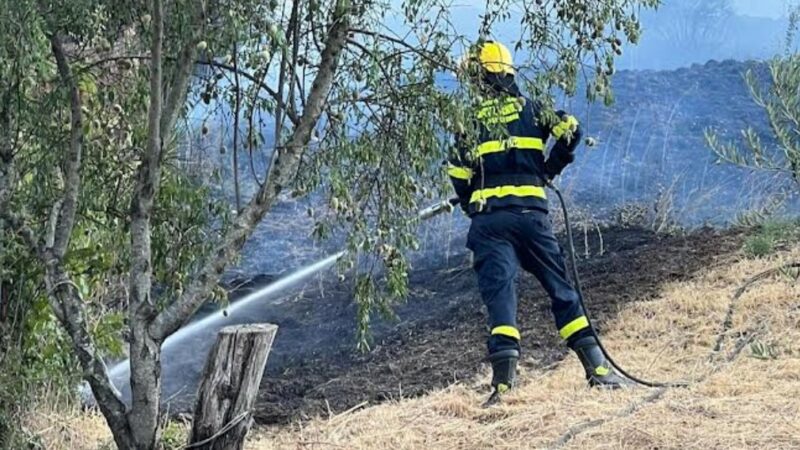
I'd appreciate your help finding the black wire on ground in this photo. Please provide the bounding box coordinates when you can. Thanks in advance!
[550,183,690,389]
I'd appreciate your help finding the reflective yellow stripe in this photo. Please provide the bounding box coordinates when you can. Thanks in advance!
[447,164,473,180]
[552,115,579,139]
[491,325,521,340]
[475,137,545,157]
[594,365,610,376]
[559,315,589,340]
[470,185,547,204]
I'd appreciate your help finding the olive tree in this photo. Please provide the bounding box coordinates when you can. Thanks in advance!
[1,0,659,448]
[706,8,800,188]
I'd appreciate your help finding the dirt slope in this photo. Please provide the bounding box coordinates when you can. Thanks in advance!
[248,239,800,450]
[254,227,744,424]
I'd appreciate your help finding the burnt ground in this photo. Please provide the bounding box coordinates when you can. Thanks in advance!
[252,226,744,424]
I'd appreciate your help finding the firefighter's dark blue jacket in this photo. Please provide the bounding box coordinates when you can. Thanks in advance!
[448,85,582,215]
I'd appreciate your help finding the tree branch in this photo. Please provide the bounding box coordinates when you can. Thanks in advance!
[348,27,456,72]
[150,0,352,341]
[209,60,301,126]
[128,0,164,316]
[78,55,300,126]
[34,31,133,449]
[44,263,133,449]
[232,42,242,212]
[160,1,206,150]
[48,33,83,259]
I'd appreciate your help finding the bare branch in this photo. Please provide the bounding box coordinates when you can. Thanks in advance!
[126,0,167,445]
[128,0,164,313]
[286,0,303,122]
[208,60,301,125]
[232,42,242,212]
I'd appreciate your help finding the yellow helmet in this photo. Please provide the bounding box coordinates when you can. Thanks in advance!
[477,41,515,76]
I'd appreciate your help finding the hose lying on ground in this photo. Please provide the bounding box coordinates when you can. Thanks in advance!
[550,184,689,388]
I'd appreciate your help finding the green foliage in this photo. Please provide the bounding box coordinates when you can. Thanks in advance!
[743,234,775,258]
[743,219,800,258]
[152,168,233,306]
[706,6,800,189]
[158,421,187,450]
[486,0,662,105]
[0,0,231,429]
[734,193,788,228]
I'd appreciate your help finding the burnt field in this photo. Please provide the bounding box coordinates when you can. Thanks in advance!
[251,226,744,424]
[138,59,777,424]
[161,60,769,424]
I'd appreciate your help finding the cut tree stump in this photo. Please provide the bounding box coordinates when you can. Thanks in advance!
[188,323,278,450]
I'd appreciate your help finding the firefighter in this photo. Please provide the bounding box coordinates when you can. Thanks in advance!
[448,41,630,402]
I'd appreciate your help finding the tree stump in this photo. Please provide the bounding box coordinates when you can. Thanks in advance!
[188,323,277,450]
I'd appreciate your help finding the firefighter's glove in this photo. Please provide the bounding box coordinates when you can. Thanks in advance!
[545,145,576,179]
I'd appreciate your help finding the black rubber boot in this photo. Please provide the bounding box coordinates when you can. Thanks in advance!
[483,349,519,407]
[572,336,632,389]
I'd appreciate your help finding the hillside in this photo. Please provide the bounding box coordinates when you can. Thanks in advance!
[246,242,800,449]
[233,60,784,280]
[563,60,786,225]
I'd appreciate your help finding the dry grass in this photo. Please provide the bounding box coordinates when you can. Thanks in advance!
[22,402,112,449]
[24,245,800,449]
[247,247,800,450]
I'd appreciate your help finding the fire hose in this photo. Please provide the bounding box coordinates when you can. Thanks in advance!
[549,183,689,388]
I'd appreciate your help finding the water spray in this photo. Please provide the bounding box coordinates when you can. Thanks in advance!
[184,198,457,337]
[95,197,460,401]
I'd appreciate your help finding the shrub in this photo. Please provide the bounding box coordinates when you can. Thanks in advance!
[743,219,800,258]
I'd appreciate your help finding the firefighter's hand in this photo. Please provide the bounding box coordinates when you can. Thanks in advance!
[545,149,575,179]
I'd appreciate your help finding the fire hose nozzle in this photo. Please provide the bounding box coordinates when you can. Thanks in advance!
[417,198,460,221]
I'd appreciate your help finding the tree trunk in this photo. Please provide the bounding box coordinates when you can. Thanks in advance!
[189,324,277,450]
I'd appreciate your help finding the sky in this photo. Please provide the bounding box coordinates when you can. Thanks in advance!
[451,0,796,18]
[732,0,794,18]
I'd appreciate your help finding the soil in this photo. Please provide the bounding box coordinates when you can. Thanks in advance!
[252,226,744,424]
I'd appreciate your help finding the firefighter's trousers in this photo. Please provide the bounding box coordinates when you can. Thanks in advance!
[467,207,590,356]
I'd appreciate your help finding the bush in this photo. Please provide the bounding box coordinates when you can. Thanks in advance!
[743,219,800,257]
[160,421,189,450]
